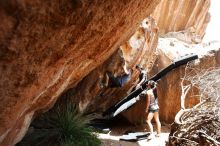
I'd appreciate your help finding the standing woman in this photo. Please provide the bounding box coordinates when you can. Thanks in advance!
[146,80,161,139]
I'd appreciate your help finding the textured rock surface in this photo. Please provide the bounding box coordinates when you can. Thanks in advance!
[152,0,211,43]
[0,0,215,144]
[58,0,213,125]
[0,0,161,145]
[150,38,220,123]
[60,17,159,124]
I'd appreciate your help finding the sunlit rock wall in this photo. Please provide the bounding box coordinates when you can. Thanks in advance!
[152,0,210,43]
[150,38,220,123]
[72,0,213,124]
[0,0,160,145]
[61,18,159,124]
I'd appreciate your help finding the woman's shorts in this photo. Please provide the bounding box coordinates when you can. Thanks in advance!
[148,109,159,113]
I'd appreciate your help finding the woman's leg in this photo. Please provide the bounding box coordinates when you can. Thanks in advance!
[146,112,154,134]
[153,111,161,135]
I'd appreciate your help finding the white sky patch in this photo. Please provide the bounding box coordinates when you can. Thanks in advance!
[203,0,220,42]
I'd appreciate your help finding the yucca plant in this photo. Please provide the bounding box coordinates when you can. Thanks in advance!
[17,103,101,146]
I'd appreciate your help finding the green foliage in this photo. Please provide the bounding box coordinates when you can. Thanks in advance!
[17,104,101,146]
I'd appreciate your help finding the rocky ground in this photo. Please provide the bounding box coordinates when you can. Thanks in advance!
[98,122,170,146]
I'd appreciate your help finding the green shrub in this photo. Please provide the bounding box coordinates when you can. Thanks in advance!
[17,103,101,146]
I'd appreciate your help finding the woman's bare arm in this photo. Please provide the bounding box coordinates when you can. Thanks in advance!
[146,93,151,111]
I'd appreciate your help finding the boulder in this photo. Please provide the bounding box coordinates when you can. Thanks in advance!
[150,38,220,123]
[152,0,211,43]
[61,17,159,121]
[0,0,160,145]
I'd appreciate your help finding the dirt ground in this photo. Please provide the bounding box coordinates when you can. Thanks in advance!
[101,139,139,146]
[99,122,170,146]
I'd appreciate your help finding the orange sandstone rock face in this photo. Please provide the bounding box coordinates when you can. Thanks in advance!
[152,0,210,43]
[150,38,220,123]
[68,0,212,125]
[0,0,160,145]
[64,17,158,124]
[120,0,212,123]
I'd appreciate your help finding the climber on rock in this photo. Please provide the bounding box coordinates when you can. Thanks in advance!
[145,80,161,140]
[103,64,133,88]
[135,65,147,89]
